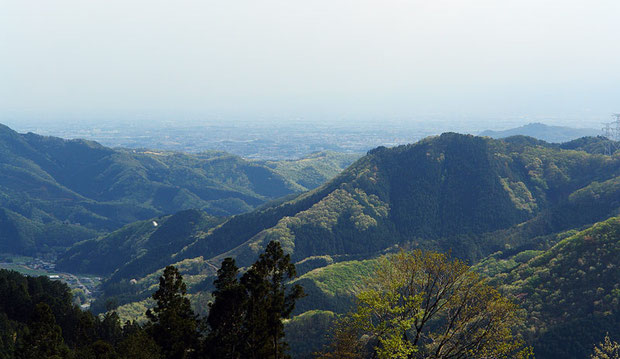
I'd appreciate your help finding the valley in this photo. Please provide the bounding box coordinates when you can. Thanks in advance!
[0,124,619,358]
[4,2,619,356]
[0,254,101,309]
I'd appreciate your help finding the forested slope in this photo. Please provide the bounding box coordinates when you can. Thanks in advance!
[0,123,353,255]
[484,216,620,359]
[88,134,620,320]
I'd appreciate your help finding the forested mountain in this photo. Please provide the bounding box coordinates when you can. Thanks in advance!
[8,129,618,358]
[482,216,620,359]
[56,209,224,276]
[283,216,620,358]
[79,133,620,352]
[259,151,362,191]
[0,124,356,255]
[480,122,600,143]
[0,269,130,358]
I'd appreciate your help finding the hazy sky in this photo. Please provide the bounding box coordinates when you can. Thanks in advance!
[1,0,619,123]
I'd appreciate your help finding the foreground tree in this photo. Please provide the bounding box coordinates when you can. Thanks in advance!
[205,258,247,359]
[146,265,200,359]
[241,241,305,359]
[17,303,70,359]
[319,250,532,359]
[207,241,304,359]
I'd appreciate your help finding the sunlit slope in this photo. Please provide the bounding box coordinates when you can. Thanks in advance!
[0,123,327,254]
[486,216,620,359]
[177,133,619,268]
[286,216,620,358]
[93,133,620,310]
[259,151,362,191]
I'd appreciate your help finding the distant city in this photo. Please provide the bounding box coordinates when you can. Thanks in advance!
[4,116,605,160]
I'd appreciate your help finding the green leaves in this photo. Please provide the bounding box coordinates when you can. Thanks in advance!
[146,266,199,359]
[322,250,531,359]
[206,241,305,359]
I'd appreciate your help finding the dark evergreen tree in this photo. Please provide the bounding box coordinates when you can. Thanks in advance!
[239,241,304,359]
[205,257,246,359]
[146,265,199,359]
[17,302,70,359]
[117,328,163,359]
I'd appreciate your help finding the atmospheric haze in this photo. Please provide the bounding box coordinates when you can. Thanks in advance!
[1,0,619,124]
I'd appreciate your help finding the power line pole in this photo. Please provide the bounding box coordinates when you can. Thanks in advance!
[602,114,620,155]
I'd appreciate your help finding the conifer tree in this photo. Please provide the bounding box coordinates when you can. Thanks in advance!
[205,257,246,359]
[240,241,305,359]
[206,241,304,359]
[146,265,199,359]
[18,302,69,359]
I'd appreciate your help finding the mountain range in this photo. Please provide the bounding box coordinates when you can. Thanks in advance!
[54,132,619,358]
[2,123,619,358]
[479,122,601,143]
[0,123,357,255]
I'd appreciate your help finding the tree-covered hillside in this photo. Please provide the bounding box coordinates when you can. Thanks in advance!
[286,216,620,359]
[0,123,355,255]
[259,151,362,191]
[481,216,620,359]
[56,209,224,276]
[87,133,620,330]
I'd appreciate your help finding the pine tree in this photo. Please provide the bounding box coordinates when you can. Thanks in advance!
[146,265,199,359]
[17,302,70,359]
[240,241,304,359]
[205,257,247,359]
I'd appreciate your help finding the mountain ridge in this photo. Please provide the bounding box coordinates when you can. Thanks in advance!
[0,123,357,255]
[86,133,620,321]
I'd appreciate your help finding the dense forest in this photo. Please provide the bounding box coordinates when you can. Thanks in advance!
[81,133,617,358]
[0,124,356,256]
[0,241,305,359]
[1,127,619,358]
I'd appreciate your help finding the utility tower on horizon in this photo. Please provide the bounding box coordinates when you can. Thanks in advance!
[602,114,620,155]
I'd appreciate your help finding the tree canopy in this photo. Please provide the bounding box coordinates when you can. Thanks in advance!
[319,250,532,359]
[146,265,200,359]
[206,241,305,359]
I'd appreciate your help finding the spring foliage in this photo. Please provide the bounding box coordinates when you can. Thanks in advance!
[319,250,532,359]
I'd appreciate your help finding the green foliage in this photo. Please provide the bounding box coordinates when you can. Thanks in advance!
[241,241,305,359]
[0,269,165,358]
[320,250,532,359]
[496,217,620,358]
[116,329,163,359]
[591,333,620,359]
[1,123,353,255]
[261,151,361,191]
[17,303,70,359]
[205,258,245,359]
[57,209,223,276]
[284,310,336,359]
[91,132,620,358]
[292,259,378,314]
[206,241,304,359]
[146,266,199,359]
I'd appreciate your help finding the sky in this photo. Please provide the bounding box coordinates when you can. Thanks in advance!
[1,0,619,125]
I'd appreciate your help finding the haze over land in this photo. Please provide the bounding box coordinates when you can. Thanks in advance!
[1,1,620,358]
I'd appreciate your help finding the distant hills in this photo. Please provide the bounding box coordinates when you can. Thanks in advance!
[259,151,362,191]
[3,123,620,358]
[0,123,357,255]
[480,122,600,143]
[74,133,620,359]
